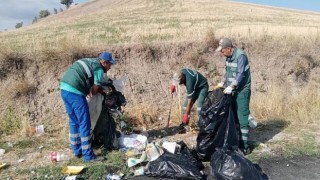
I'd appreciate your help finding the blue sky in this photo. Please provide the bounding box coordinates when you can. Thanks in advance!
[0,0,88,31]
[1,0,320,31]
[232,0,320,12]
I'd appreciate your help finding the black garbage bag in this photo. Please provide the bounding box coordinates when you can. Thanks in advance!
[145,141,203,180]
[92,103,119,150]
[196,89,239,161]
[211,147,268,180]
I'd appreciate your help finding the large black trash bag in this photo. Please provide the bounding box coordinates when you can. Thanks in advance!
[196,89,239,161]
[211,147,268,180]
[145,141,203,180]
[92,82,127,150]
[92,101,119,150]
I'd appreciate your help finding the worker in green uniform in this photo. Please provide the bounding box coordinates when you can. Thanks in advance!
[60,52,116,162]
[215,38,252,155]
[171,68,208,132]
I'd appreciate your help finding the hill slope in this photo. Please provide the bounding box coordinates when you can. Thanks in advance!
[1,0,320,179]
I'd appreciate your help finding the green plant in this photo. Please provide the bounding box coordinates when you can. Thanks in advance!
[0,106,20,135]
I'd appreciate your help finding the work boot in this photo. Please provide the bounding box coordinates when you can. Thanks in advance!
[177,123,190,134]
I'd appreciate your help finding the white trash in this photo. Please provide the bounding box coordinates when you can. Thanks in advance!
[0,149,5,156]
[162,141,177,154]
[145,143,164,161]
[248,114,257,129]
[127,151,147,168]
[118,134,148,151]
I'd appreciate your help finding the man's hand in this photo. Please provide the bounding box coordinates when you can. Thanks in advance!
[170,84,176,93]
[182,114,189,125]
[223,86,233,94]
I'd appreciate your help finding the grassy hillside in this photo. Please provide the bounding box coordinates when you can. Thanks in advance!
[0,1,320,176]
[1,0,320,50]
[0,0,319,132]
[1,0,320,178]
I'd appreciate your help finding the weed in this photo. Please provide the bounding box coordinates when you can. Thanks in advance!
[15,139,34,149]
[0,106,20,135]
[185,49,200,67]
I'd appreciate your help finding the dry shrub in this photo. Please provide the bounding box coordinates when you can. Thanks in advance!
[0,106,21,135]
[251,82,320,126]
[7,80,36,99]
[185,49,200,67]
[203,29,219,52]
[124,103,158,128]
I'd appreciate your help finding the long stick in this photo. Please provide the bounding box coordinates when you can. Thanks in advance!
[166,93,174,128]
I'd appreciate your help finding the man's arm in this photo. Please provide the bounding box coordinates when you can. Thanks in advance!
[231,54,248,88]
[185,98,194,115]
[91,85,104,95]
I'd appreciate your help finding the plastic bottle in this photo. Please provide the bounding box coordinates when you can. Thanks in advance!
[106,173,121,180]
[248,114,257,129]
[51,152,70,162]
[31,125,45,135]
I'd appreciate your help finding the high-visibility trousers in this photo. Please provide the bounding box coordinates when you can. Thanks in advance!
[232,88,251,150]
[61,90,96,162]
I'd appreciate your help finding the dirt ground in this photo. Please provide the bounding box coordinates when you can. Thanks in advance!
[131,125,320,180]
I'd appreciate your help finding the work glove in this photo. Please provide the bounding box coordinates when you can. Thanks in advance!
[182,114,190,125]
[170,84,176,93]
[214,82,224,90]
[223,86,233,94]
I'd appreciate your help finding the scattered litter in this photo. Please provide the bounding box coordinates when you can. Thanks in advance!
[51,152,70,162]
[18,159,25,163]
[38,146,44,153]
[126,149,141,157]
[62,166,85,175]
[120,121,127,129]
[7,142,13,148]
[63,175,78,180]
[0,163,8,170]
[127,151,147,168]
[0,149,5,156]
[134,167,145,176]
[118,134,147,151]
[145,143,164,161]
[162,141,177,154]
[105,173,121,180]
[31,125,45,136]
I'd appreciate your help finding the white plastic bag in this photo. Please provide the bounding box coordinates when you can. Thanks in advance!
[87,93,104,129]
[112,76,128,93]
[118,134,148,151]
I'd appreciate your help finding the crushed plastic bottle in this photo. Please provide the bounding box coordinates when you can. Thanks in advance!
[248,114,257,129]
[51,152,70,162]
[105,173,121,180]
[31,125,45,135]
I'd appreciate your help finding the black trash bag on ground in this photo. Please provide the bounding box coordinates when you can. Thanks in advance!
[196,89,239,161]
[92,101,119,150]
[211,147,268,180]
[145,141,203,180]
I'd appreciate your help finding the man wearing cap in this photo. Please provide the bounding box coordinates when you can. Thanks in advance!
[171,68,208,132]
[215,38,252,155]
[60,52,117,162]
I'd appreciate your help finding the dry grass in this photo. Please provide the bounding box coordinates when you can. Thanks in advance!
[0,0,320,137]
[251,81,320,125]
[1,0,320,51]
